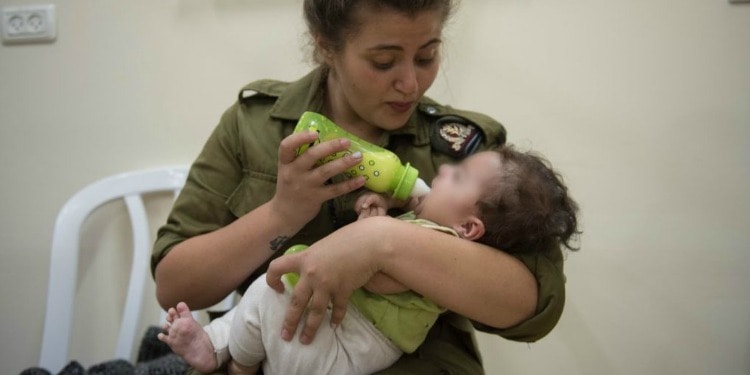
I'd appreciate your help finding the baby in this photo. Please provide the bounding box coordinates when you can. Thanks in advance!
[159,144,579,374]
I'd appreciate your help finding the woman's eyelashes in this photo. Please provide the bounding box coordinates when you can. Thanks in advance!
[372,61,395,70]
[370,49,438,71]
[416,48,438,67]
[415,58,435,67]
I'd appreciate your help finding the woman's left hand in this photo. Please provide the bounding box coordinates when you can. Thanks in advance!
[265,220,381,345]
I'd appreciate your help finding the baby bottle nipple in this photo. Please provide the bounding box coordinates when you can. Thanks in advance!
[410,178,431,197]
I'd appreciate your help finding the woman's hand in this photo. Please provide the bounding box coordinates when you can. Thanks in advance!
[270,130,365,227]
[265,222,383,345]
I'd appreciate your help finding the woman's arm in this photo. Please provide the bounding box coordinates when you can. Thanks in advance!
[155,131,366,310]
[266,215,538,344]
[378,218,537,327]
[155,201,308,309]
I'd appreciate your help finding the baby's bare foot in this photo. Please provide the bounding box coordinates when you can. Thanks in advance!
[157,302,218,373]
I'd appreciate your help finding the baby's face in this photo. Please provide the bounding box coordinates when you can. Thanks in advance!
[414,151,501,227]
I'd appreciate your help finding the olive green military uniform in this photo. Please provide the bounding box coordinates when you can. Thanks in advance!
[151,67,566,375]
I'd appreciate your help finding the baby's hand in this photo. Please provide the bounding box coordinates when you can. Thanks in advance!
[355,192,389,219]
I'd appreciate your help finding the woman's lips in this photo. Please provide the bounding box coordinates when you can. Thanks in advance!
[387,101,414,113]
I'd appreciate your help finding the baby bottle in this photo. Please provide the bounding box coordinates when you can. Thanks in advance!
[294,111,430,200]
[282,244,307,286]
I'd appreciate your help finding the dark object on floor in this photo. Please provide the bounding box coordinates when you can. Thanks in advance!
[87,360,134,375]
[18,326,188,375]
[18,367,52,375]
[57,361,86,375]
[137,326,173,363]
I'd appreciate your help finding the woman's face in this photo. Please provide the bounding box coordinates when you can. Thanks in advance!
[414,151,502,230]
[324,7,443,135]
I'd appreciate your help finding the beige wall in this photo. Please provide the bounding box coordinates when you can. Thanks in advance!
[1,1,748,374]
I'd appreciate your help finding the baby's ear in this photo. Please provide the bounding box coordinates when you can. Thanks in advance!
[456,216,485,241]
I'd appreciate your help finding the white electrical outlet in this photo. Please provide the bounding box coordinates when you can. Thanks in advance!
[1,4,56,43]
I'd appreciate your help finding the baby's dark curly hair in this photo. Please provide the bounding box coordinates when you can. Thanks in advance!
[475,145,580,254]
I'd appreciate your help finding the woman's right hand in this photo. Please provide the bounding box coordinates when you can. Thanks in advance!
[270,130,366,225]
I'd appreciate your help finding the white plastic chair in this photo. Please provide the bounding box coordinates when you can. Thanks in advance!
[38,166,234,373]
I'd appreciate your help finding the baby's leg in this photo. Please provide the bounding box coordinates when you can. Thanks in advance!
[226,278,270,370]
[157,302,218,373]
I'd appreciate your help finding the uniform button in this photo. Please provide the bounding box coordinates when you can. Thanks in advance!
[426,106,438,114]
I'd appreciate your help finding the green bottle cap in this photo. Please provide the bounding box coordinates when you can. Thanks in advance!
[392,162,419,200]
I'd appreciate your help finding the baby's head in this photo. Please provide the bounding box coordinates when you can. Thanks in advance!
[414,145,580,254]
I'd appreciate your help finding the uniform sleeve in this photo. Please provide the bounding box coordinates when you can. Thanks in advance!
[471,245,566,342]
[150,103,245,276]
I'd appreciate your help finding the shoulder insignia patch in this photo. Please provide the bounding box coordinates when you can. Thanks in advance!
[430,116,484,158]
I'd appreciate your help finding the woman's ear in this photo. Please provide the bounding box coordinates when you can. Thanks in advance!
[456,216,485,241]
[315,35,334,64]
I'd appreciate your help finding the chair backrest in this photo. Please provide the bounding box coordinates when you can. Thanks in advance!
[39,166,193,373]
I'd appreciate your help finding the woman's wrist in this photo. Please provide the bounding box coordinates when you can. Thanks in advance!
[267,197,313,231]
[255,201,318,253]
[355,216,400,272]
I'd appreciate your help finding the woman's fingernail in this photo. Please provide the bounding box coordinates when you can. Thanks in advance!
[351,151,362,159]
[300,334,311,345]
[281,329,292,341]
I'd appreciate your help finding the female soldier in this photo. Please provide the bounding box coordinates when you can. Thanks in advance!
[152,1,567,373]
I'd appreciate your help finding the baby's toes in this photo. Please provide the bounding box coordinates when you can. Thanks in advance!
[166,307,178,322]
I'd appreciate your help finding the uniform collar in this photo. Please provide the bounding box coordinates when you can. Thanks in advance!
[268,67,327,121]
[269,66,429,147]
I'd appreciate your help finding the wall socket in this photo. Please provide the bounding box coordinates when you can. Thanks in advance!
[1,4,56,43]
